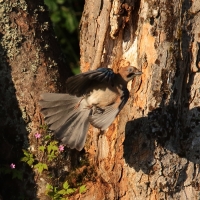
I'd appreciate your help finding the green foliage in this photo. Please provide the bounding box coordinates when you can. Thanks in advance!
[46,184,63,200]
[39,124,49,131]
[79,184,87,193]
[46,181,83,200]
[47,141,59,154]
[44,133,52,140]
[20,128,87,199]
[39,140,59,161]
[34,162,48,174]
[21,136,59,171]
[39,145,46,152]
[47,141,59,161]
[21,149,34,166]
[0,167,23,180]
[44,0,84,72]
[46,181,87,199]
[44,0,79,32]
[11,169,23,180]
[58,181,76,195]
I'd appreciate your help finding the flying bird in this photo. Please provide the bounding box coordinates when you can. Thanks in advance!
[39,66,142,151]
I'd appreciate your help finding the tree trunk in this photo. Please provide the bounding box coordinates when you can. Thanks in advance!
[0,0,70,198]
[78,0,200,199]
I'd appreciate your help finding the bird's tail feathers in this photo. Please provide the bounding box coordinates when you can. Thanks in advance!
[59,110,90,150]
[39,93,90,151]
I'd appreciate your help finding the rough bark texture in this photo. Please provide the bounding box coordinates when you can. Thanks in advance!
[0,0,70,198]
[78,0,200,199]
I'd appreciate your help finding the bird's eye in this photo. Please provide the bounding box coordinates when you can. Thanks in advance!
[127,67,133,73]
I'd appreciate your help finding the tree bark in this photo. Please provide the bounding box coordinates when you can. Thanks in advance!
[0,0,70,198]
[1,0,200,199]
[78,0,200,199]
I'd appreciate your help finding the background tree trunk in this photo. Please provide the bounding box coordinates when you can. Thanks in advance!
[78,0,200,199]
[0,0,70,198]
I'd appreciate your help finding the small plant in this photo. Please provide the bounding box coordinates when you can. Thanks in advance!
[46,181,87,200]
[21,150,34,166]
[21,133,60,172]
[46,184,62,200]
[47,181,75,200]
[34,162,48,174]
[0,165,23,180]
[20,129,88,199]
[47,141,59,161]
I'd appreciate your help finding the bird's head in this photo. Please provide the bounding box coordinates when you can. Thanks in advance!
[119,66,142,82]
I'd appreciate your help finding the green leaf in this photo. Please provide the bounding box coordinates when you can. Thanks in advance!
[0,167,10,175]
[51,11,61,23]
[57,189,67,195]
[47,141,58,154]
[57,188,75,195]
[56,0,65,4]
[43,164,48,170]
[79,185,87,193]
[47,154,56,161]
[53,186,58,193]
[44,0,58,11]
[44,134,52,140]
[34,163,48,174]
[63,181,69,190]
[0,167,23,180]
[46,183,53,190]
[61,7,77,33]
[67,188,76,194]
[39,145,46,152]
[21,150,34,166]
[39,124,48,131]
[12,169,23,180]
[27,159,34,166]
[22,149,29,156]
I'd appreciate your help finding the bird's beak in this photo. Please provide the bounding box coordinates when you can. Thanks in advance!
[134,71,143,76]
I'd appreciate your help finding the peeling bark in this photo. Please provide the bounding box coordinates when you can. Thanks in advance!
[78,0,200,199]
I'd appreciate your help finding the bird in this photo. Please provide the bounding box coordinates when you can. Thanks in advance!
[39,66,142,151]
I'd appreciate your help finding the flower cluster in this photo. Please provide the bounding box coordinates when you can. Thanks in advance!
[10,163,15,169]
[59,145,64,152]
[35,132,41,139]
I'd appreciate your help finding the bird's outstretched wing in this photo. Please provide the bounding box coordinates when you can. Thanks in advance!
[66,68,115,96]
[39,93,91,151]
[89,88,129,130]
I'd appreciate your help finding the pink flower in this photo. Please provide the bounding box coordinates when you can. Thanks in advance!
[59,145,64,152]
[35,132,41,139]
[10,163,15,169]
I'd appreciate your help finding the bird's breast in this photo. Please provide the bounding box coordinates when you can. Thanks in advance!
[85,86,119,108]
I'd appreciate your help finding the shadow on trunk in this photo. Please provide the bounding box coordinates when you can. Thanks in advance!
[0,38,38,199]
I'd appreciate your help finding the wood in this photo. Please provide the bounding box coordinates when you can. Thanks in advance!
[78,0,200,199]
[0,0,70,198]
